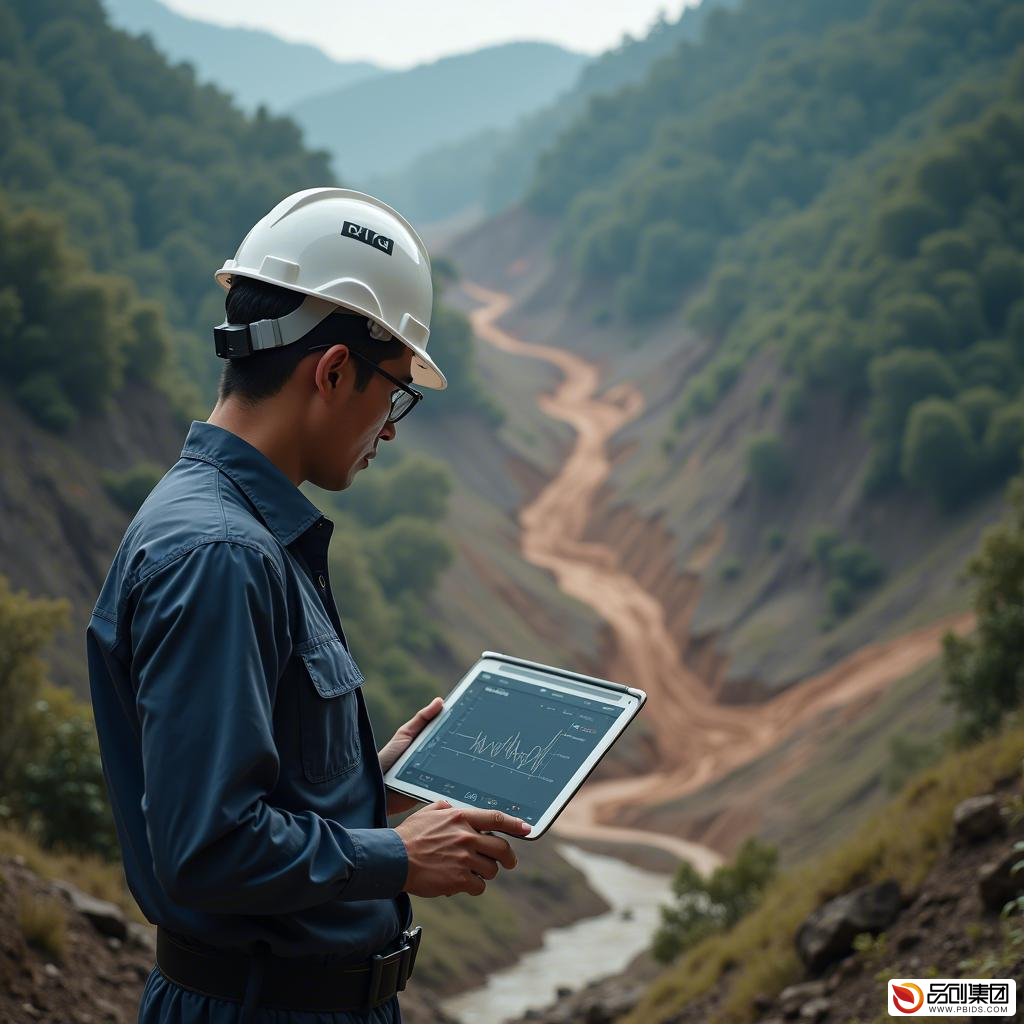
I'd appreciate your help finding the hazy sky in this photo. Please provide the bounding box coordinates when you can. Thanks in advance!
[162,0,700,69]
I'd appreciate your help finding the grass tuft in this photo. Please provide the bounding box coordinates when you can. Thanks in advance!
[18,892,67,961]
[0,828,144,922]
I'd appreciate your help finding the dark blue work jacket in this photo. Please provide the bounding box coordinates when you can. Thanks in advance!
[86,420,412,961]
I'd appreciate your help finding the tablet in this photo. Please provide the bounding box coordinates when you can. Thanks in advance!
[383,651,646,839]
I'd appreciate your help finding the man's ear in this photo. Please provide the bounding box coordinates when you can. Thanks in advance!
[314,344,349,394]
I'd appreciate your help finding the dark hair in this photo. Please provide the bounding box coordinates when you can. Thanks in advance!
[218,277,406,405]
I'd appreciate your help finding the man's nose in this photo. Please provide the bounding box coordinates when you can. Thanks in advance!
[378,420,397,442]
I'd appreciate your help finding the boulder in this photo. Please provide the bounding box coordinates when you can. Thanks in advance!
[54,881,128,941]
[979,848,1024,912]
[779,980,827,1017]
[800,998,832,1022]
[795,881,903,972]
[953,795,1005,842]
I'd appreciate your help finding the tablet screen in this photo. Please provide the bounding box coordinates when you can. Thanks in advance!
[392,668,623,824]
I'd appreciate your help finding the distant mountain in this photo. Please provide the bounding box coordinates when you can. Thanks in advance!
[101,0,383,111]
[366,0,736,226]
[289,41,588,183]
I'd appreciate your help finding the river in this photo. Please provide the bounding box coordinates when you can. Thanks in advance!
[441,843,673,1024]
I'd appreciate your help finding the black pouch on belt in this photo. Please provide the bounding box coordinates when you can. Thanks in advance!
[155,926,422,1015]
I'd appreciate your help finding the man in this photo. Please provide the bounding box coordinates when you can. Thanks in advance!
[86,188,530,1024]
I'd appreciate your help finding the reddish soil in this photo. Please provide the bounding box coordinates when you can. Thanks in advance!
[464,282,976,872]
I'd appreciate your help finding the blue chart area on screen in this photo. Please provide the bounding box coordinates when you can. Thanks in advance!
[394,671,621,823]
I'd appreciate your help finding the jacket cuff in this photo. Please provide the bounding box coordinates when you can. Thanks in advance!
[343,828,409,901]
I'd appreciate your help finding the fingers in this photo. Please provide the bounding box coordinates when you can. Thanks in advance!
[409,697,443,728]
[468,852,501,880]
[473,832,517,870]
[461,808,532,837]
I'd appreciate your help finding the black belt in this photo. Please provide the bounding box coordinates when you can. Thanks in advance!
[156,926,422,1013]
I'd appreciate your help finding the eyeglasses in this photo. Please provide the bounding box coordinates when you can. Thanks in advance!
[308,344,423,424]
[343,348,423,424]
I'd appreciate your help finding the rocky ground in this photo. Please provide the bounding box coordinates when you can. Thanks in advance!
[0,857,455,1024]
[505,775,1024,1024]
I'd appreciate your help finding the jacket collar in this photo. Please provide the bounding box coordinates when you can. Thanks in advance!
[180,421,325,546]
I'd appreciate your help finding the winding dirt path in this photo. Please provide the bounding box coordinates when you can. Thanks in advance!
[464,282,974,872]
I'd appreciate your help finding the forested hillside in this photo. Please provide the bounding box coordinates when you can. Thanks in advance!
[443,0,1024,710]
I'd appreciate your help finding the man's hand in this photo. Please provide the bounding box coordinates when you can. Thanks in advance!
[395,801,530,897]
[379,696,444,816]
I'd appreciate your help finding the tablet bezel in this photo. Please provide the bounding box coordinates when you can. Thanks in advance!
[382,652,645,839]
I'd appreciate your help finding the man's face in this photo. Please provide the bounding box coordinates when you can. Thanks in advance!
[307,344,415,491]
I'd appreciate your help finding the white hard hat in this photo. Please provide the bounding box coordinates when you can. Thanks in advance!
[215,187,446,390]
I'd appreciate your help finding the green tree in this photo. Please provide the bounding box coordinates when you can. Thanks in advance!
[343,455,453,528]
[956,386,1002,440]
[877,293,955,352]
[874,192,944,259]
[942,475,1024,740]
[367,517,454,601]
[979,249,1024,331]
[900,398,977,507]
[918,230,976,274]
[866,349,959,488]
[983,404,1024,478]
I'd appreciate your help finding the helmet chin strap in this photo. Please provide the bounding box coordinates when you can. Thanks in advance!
[214,295,393,358]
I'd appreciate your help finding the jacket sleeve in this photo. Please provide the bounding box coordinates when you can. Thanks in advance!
[128,539,408,914]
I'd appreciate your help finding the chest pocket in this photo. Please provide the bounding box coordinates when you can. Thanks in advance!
[296,637,364,783]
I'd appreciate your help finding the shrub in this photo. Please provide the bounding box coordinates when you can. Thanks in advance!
[0,577,69,798]
[719,558,742,582]
[809,529,885,620]
[809,526,842,569]
[101,462,163,516]
[17,687,120,860]
[15,371,76,431]
[746,433,791,494]
[827,578,855,617]
[764,526,785,552]
[828,543,885,590]
[653,837,778,963]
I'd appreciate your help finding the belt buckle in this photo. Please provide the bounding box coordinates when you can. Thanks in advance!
[367,926,422,1008]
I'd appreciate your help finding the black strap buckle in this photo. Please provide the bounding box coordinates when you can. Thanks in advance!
[366,926,422,1008]
[213,321,254,359]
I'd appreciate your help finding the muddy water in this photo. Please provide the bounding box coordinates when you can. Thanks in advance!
[441,843,673,1024]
